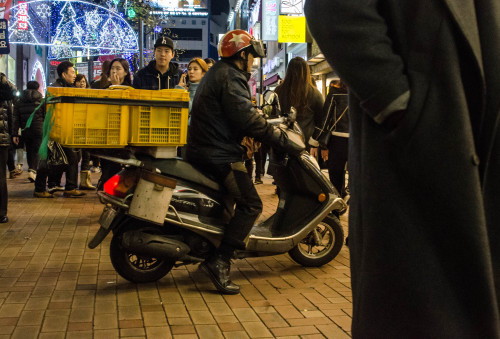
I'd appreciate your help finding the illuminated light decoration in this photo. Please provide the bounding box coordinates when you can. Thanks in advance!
[35,3,51,19]
[17,2,29,31]
[154,25,161,33]
[127,7,135,18]
[30,60,47,94]
[8,0,139,59]
[112,0,120,5]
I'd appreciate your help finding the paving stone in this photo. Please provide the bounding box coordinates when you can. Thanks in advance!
[241,321,273,338]
[41,316,68,332]
[143,311,168,327]
[144,326,172,338]
[10,326,40,339]
[195,324,224,338]
[18,310,44,326]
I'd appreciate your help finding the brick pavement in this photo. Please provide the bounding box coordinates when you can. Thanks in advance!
[0,168,352,338]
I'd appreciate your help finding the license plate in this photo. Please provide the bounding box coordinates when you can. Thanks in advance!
[99,207,117,230]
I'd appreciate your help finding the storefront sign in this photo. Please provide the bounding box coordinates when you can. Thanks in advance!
[278,15,306,43]
[280,0,304,14]
[263,55,282,75]
[0,19,8,54]
[262,0,279,41]
[17,1,28,31]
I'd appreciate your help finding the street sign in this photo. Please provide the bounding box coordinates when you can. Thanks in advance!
[278,16,306,43]
[0,19,9,54]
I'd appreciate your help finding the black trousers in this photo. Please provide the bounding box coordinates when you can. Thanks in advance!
[48,147,80,191]
[0,146,8,216]
[327,136,349,197]
[192,160,262,250]
[254,143,269,179]
[23,131,42,171]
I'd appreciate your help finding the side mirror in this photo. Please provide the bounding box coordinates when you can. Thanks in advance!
[263,89,277,106]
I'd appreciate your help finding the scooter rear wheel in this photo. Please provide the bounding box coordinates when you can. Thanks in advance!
[110,222,175,283]
[288,214,344,267]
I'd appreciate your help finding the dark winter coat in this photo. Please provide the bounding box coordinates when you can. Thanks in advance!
[132,60,182,90]
[276,86,324,147]
[184,60,299,164]
[50,78,74,88]
[306,0,500,337]
[0,82,15,147]
[12,89,44,137]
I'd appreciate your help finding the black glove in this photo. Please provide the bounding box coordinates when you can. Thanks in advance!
[268,125,305,155]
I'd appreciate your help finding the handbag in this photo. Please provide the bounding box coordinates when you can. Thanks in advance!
[46,141,68,170]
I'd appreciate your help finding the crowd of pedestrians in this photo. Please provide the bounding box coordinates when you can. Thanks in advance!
[0,33,350,263]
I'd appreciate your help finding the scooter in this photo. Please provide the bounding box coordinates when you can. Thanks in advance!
[88,91,347,283]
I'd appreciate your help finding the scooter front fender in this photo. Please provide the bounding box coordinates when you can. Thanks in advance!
[88,208,126,249]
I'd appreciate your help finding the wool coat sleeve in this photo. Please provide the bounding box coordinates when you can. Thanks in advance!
[304,0,410,123]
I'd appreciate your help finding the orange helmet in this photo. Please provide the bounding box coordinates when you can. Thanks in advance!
[218,29,266,58]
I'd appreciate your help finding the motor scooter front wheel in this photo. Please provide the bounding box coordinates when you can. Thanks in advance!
[110,223,175,283]
[288,214,344,267]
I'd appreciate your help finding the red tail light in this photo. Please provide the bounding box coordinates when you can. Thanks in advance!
[104,170,139,198]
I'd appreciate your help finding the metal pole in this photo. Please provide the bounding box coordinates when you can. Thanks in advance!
[139,19,144,68]
[259,0,264,104]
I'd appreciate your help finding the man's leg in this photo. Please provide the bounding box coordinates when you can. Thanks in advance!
[200,162,262,294]
[0,146,8,219]
[327,136,349,196]
[62,147,85,197]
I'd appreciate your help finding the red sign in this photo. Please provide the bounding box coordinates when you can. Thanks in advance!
[50,61,62,66]
[0,0,13,21]
[17,2,28,31]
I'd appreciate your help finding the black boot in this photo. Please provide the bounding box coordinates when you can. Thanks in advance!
[200,253,240,295]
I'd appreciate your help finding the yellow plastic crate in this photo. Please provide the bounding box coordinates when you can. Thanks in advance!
[47,87,129,148]
[128,89,189,147]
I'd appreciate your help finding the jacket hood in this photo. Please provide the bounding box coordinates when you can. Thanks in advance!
[145,60,180,76]
[19,89,43,103]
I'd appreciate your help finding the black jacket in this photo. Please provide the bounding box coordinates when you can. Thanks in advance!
[12,89,44,137]
[132,60,182,90]
[276,87,324,147]
[0,82,15,147]
[50,78,74,88]
[313,87,350,145]
[185,60,300,164]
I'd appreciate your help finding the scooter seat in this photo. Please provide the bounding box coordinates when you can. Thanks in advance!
[148,158,221,191]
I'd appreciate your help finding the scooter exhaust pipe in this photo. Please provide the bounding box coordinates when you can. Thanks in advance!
[121,230,190,260]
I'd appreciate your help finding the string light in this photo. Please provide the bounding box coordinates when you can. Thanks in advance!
[8,0,139,59]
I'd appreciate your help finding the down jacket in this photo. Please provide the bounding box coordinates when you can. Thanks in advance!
[12,89,44,137]
[0,82,15,147]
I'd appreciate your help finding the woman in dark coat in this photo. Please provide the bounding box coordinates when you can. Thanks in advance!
[306,0,500,337]
[275,57,324,151]
[12,81,44,183]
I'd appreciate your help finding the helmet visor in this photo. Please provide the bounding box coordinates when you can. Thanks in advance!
[250,39,266,58]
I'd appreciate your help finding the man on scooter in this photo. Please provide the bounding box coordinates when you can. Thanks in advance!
[184,30,303,294]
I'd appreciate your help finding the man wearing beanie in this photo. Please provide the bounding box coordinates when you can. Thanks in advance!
[133,36,183,90]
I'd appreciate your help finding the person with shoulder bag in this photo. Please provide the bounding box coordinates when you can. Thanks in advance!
[314,80,350,199]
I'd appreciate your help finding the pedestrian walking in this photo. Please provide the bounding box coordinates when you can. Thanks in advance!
[12,81,44,183]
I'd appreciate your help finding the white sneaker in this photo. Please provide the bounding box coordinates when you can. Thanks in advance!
[28,170,36,183]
